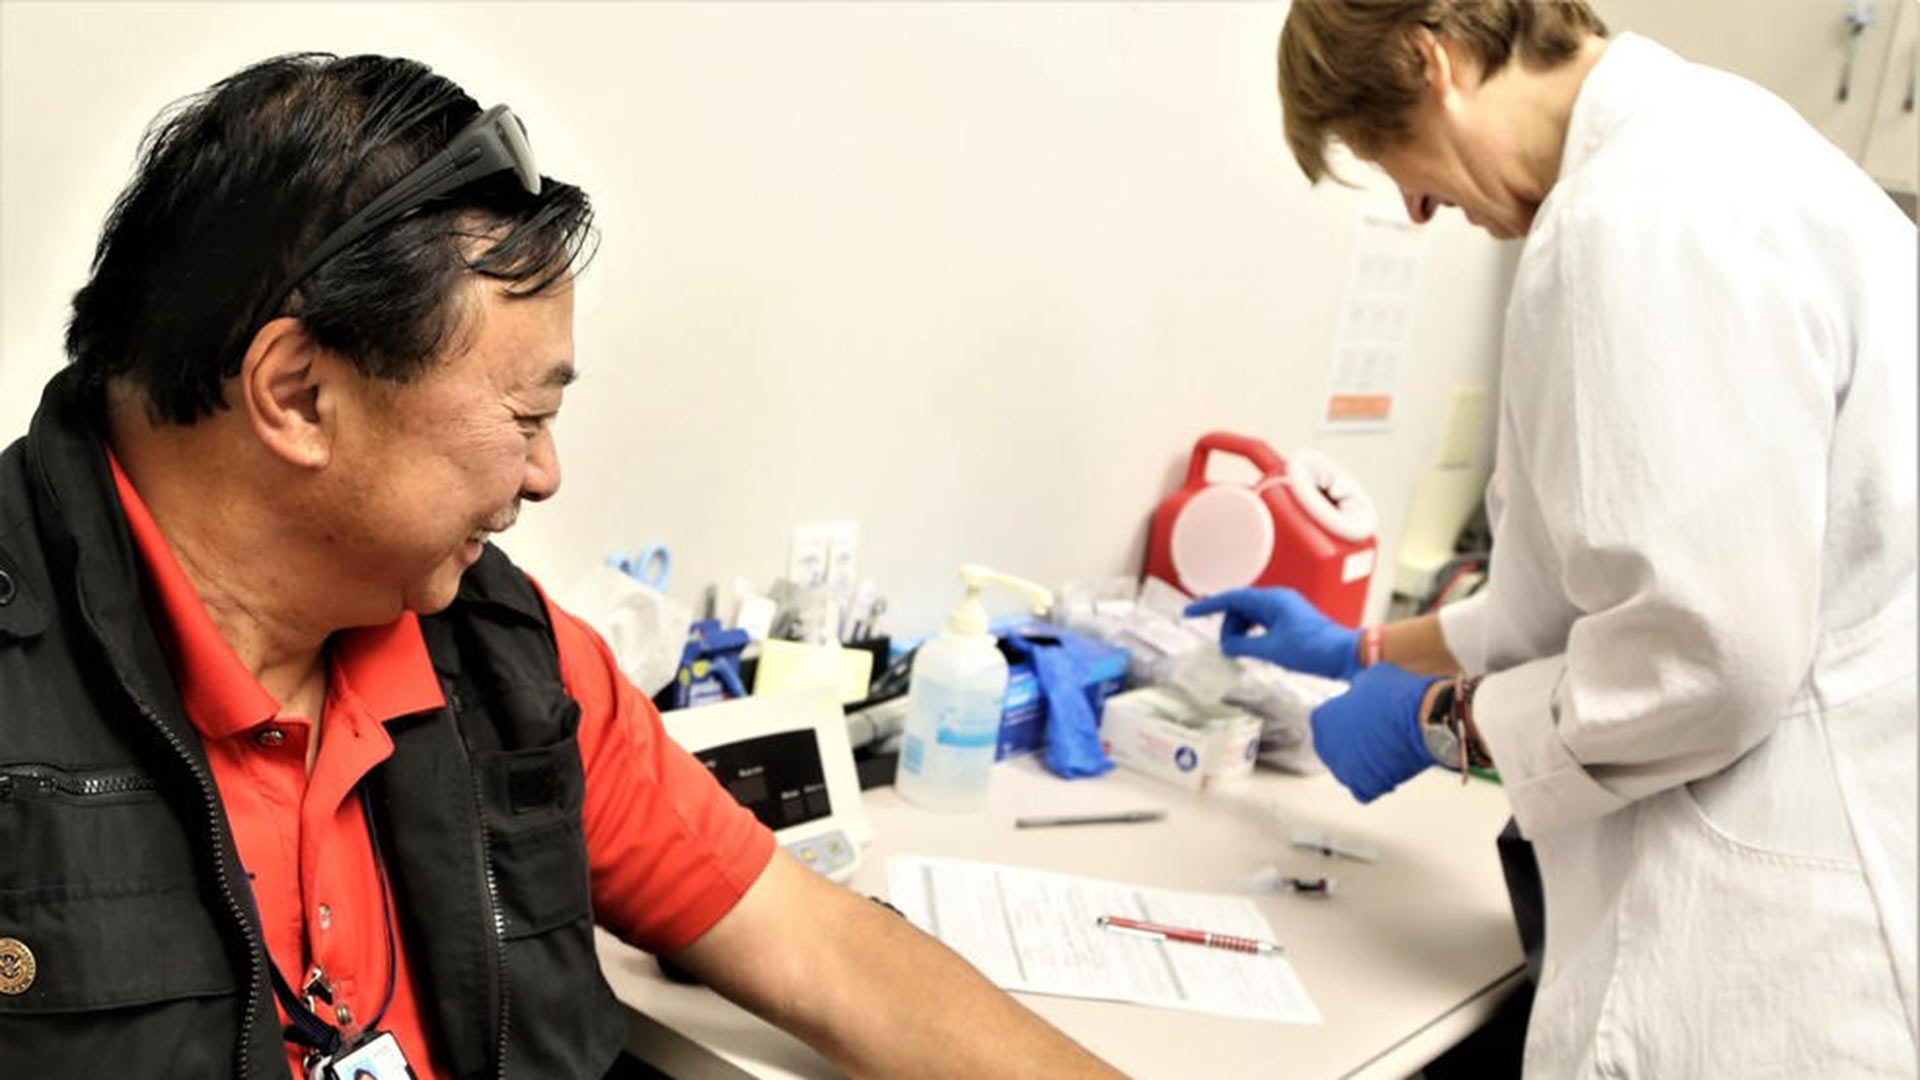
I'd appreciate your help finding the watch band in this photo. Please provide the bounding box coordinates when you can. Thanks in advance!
[1421,680,1459,769]
[1452,675,1493,777]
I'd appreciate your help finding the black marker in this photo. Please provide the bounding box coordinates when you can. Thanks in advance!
[1015,809,1168,829]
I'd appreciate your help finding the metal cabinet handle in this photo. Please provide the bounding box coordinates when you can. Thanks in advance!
[1840,0,1880,103]
[1904,42,1915,112]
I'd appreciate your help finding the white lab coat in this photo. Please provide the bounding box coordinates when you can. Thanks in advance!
[1438,34,1918,1078]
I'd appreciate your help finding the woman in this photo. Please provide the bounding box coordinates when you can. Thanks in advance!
[1192,2,1917,1075]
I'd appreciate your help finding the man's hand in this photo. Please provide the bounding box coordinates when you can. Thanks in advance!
[1309,663,1442,803]
[1184,587,1361,681]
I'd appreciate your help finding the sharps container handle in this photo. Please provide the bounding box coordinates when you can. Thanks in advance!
[1184,431,1288,489]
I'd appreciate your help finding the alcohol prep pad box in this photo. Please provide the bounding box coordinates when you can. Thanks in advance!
[1098,687,1261,792]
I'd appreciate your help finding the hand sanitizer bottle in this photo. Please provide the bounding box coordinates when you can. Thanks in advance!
[895,566,1053,812]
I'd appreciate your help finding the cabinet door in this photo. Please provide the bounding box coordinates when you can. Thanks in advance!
[1860,0,1918,193]
[1596,0,1901,161]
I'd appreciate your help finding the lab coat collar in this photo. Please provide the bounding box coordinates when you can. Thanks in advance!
[1556,33,1686,189]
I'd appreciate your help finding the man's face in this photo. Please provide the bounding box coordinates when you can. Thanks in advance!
[324,280,575,618]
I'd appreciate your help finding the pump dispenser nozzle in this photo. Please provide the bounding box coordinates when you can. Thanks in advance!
[947,565,1054,636]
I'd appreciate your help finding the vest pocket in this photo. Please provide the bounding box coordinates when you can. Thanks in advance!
[0,763,233,1011]
[477,739,592,940]
[0,880,233,1012]
[0,881,237,1079]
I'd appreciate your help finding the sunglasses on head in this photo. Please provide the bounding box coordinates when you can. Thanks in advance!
[269,103,540,315]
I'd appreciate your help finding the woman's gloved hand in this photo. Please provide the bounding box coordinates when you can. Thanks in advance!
[1309,663,1441,803]
[1182,587,1361,681]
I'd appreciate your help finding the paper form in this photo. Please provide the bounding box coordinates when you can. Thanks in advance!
[1322,202,1428,431]
[887,855,1321,1024]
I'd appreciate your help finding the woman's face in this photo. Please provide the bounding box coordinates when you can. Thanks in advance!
[1360,31,1553,240]
[1367,103,1541,240]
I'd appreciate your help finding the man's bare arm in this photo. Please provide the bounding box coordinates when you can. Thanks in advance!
[668,853,1127,1080]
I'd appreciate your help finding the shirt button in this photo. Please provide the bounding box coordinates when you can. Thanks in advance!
[317,904,332,931]
[335,1003,353,1028]
[254,727,287,747]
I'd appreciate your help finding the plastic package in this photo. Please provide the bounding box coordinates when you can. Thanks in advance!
[1052,576,1344,774]
[1226,664,1344,773]
[1162,642,1241,705]
[559,563,692,695]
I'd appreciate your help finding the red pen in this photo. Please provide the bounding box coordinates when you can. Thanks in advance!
[1095,915,1286,955]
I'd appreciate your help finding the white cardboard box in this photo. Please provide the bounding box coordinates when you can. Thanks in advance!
[1098,687,1262,792]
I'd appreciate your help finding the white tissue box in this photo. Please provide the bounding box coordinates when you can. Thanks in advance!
[1098,688,1261,792]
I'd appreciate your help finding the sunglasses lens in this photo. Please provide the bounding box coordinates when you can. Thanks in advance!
[497,112,540,195]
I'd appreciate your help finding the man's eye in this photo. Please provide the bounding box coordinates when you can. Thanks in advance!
[516,413,555,434]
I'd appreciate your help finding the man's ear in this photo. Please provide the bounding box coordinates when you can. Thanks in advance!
[236,316,334,469]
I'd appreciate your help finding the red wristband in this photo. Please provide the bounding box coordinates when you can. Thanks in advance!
[1360,624,1385,668]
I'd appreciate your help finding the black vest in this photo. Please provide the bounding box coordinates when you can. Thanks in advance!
[0,371,630,1079]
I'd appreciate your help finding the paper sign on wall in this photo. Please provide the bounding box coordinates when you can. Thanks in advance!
[1322,204,1428,431]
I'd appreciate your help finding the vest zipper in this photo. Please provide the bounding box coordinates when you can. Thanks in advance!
[0,763,159,798]
[136,699,265,1078]
[477,802,512,1080]
[456,688,513,1080]
[76,600,265,1079]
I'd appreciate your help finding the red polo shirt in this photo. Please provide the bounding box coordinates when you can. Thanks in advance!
[109,455,775,1079]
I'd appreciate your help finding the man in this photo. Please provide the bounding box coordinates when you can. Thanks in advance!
[1191,1,1916,1076]
[0,53,1123,1080]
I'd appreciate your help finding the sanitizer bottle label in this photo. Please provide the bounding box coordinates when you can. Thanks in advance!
[899,681,1002,806]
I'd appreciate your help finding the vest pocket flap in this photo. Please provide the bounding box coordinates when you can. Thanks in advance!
[0,882,233,1013]
[479,740,585,831]
[479,742,592,939]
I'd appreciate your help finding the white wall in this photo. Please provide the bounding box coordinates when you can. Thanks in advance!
[0,1,1513,637]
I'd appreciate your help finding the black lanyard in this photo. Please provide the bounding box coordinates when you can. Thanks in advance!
[249,785,400,1057]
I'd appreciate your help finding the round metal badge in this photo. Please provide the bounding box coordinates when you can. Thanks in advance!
[0,937,36,994]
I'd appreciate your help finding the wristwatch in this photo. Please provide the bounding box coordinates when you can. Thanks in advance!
[1421,680,1463,771]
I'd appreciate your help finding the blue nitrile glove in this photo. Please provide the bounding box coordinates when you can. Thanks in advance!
[1030,639,1116,780]
[1004,630,1115,780]
[1309,663,1442,803]
[1183,587,1361,681]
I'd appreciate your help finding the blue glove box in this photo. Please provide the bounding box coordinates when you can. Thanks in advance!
[993,621,1129,760]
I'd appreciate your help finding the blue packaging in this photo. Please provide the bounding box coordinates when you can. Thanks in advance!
[993,621,1129,760]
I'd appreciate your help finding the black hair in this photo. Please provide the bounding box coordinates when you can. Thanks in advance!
[64,52,595,425]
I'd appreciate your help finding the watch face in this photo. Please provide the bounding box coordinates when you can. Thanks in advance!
[1423,716,1460,769]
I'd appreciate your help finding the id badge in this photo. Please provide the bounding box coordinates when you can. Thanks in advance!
[323,1030,417,1080]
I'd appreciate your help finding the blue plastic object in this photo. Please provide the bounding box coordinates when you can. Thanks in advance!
[606,543,673,590]
[667,619,750,710]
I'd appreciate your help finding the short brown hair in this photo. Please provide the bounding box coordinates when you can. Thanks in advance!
[1278,0,1606,183]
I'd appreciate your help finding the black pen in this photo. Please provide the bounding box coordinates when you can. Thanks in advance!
[1015,809,1168,829]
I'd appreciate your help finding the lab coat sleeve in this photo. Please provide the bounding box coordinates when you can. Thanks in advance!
[1437,461,1585,677]
[1472,193,1836,839]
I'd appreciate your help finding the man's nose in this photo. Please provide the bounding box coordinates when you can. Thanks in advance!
[522,427,562,503]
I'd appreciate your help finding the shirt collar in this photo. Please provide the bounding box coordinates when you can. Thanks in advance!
[108,450,444,740]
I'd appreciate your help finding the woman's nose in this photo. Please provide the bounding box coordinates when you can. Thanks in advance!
[1400,187,1435,225]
